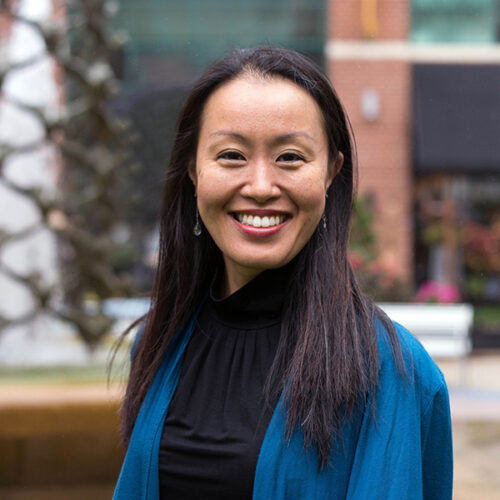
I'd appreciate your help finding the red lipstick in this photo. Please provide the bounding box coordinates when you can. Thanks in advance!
[231,212,289,238]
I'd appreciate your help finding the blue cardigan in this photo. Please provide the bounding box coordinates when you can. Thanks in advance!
[113,314,453,500]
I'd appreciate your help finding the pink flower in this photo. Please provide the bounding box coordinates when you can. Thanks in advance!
[414,281,461,303]
[348,252,365,270]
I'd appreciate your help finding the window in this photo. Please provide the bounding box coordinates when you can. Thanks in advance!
[411,0,500,43]
[113,0,326,86]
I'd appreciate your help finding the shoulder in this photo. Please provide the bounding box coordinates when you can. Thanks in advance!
[375,319,448,413]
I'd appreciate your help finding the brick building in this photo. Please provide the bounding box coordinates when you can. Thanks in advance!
[327,0,500,311]
[328,0,413,284]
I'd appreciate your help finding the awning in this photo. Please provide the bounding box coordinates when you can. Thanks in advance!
[413,64,500,174]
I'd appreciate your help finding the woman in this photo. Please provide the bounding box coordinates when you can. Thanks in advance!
[113,47,452,500]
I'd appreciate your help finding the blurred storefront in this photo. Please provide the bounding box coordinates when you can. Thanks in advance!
[327,0,500,345]
[413,63,500,346]
[411,2,500,346]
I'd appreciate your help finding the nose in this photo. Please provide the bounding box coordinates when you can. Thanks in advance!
[240,159,280,203]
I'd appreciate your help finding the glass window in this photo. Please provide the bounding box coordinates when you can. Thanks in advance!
[113,0,326,86]
[411,0,500,44]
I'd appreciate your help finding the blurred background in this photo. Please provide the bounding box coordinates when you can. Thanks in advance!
[0,0,499,498]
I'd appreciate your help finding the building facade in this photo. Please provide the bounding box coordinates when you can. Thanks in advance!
[328,0,413,285]
[328,0,500,317]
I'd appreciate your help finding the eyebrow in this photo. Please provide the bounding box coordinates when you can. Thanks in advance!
[209,131,248,141]
[208,130,315,143]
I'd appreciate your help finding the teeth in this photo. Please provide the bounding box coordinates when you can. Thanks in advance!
[236,214,285,228]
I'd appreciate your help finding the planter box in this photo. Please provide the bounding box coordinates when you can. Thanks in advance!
[378,303,474,359]
[0,386,123,499]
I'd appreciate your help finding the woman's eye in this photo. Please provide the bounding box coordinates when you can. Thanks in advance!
[276,152,305,163]
[217,151,245,161]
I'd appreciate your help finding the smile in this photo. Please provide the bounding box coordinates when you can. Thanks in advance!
[234,213,287,228]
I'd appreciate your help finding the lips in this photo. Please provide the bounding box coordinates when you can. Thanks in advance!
[234,213,287,228]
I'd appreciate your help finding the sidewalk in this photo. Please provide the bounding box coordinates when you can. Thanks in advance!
[436,352,500,421]
[436,352,500,500]
[0,383,122,408]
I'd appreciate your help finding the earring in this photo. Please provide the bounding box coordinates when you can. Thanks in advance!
[322,192,328,230]
[193,206,202,237]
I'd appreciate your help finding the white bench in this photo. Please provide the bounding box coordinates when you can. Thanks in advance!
[378,303,473,359]
[378,302,474,386]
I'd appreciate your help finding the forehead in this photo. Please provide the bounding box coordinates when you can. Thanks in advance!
[198,74,326,140]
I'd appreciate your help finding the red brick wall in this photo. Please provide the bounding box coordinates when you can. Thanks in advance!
[327,0,413,284]
[329,0,409,40]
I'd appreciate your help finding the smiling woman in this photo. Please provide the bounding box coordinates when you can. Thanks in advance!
[113,47,453,500]
[193,75,337,294]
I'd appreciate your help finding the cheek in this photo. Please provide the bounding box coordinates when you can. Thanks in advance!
[300,199,325,229]
[293,175,328,213]
[196,185,229,226]
[196,169,222,203]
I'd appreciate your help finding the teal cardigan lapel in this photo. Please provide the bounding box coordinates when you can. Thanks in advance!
[112,310,357,500]
[112,313,199,500]
[113,316,453,500]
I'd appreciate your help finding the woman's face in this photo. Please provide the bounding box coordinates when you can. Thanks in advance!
[192,74,336,295]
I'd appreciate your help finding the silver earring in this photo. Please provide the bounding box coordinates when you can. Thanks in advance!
[193,207,202,236]
[322,192,328,230]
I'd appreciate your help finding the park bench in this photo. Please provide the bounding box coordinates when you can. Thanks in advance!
[378,302,474,386]
[377,303,474,359]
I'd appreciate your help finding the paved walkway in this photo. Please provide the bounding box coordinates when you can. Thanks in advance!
[0,383,122,407]
[437,352,500,421]
[430,353,500,498]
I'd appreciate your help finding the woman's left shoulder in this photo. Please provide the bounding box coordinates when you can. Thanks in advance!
[375,319,448,405]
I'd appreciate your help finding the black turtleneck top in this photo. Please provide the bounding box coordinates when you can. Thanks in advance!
[158,266,291,500]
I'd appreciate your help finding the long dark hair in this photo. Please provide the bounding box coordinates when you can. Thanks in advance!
[120,46,403,467]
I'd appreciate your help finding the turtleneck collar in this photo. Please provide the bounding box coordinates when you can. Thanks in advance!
[207,261,295,330]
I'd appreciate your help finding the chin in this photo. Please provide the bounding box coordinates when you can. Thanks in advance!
[237,255,292,272]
